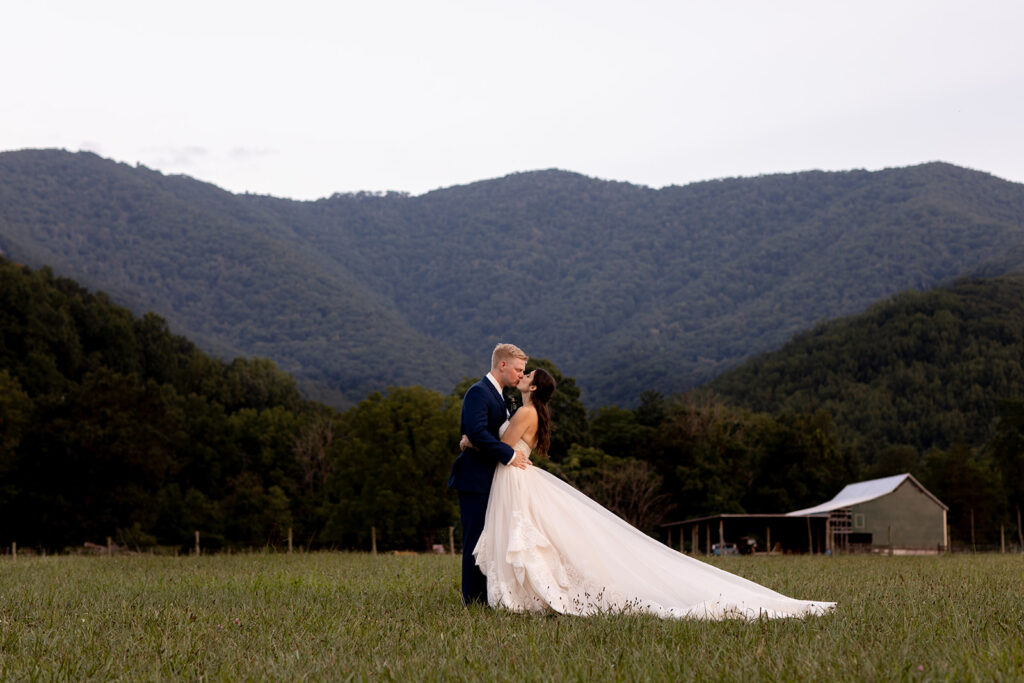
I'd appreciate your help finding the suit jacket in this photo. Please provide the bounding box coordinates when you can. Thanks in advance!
[448,376,515,493]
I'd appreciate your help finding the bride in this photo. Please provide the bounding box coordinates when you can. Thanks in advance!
[462,368,835,620]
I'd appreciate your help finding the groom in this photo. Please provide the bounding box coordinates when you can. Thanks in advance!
[449,342,530,606]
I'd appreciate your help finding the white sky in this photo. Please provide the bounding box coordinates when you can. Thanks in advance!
[3,0,1023,199]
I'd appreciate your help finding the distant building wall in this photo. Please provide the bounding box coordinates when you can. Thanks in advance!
[852,480,945,549]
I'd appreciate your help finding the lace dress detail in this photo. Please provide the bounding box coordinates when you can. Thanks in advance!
[473,423,835,620]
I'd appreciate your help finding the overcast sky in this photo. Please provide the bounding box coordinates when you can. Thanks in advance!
[3,0,1023,199]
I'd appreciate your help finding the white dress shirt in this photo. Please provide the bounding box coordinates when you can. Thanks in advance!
[486,372,509,417]
[486,370,514,470]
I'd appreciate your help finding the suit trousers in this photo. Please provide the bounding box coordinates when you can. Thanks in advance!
[457,490,490,605]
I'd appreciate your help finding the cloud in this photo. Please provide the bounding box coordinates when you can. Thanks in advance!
[227,146,279,161]
[141,145,210,168]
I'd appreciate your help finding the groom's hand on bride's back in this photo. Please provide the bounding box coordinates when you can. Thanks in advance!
[459,434,529,468]
[509,450,532,470]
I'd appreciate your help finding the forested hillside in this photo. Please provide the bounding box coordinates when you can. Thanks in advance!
[0,151,471,406]
[709,275,1024,453]
[3,259,1023,550]
[0,258,469,551]
[3,150,1024,406]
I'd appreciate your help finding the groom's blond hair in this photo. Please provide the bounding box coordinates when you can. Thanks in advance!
[491,343,528,369]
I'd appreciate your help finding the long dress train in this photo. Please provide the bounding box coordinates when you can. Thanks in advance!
[473,425,835,620]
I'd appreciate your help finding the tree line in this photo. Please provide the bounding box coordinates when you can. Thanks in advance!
[2,258,1023,552]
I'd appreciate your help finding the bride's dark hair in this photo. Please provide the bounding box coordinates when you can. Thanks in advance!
[530,368,557,457]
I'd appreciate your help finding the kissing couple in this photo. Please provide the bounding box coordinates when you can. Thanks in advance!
[449,343,835,619]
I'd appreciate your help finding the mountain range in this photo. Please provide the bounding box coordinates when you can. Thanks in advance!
[2,149,1024,406]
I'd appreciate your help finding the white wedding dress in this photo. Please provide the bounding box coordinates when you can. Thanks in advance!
[473,423,835,620]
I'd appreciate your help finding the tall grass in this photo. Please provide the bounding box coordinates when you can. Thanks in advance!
[1,553,1022,680]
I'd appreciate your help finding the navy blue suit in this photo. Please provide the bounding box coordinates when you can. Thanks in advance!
[449,376,515,605]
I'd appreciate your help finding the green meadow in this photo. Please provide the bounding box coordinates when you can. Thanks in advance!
[1,552,1022,681]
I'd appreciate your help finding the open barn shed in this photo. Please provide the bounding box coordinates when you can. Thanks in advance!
[663,473,948,555]
[662,513,830,555]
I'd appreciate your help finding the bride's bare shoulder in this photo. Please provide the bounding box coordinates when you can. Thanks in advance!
[513,405,538,421]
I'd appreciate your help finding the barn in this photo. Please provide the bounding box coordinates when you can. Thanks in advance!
[787,472,949,553]
[662,473,949,554]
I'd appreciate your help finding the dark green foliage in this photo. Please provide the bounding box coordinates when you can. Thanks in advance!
[0,258,330,551]
[5,253,1024,550]
[4,150,1024,407]
[709,275,1024,453]
[918,443,1004,547]
[976,399,1024,547]
[324,386,461,550]
[603,396,853,526]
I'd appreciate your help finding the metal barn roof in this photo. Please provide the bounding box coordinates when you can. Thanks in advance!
[786,473,948,516]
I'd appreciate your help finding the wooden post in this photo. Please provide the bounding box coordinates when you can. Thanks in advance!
[195,530,201,556]
[825,518,831,554]
[766,527,771,555]
[1001,525,1006,554]
[371,526,377,555]
[1017,505,1023,552]
[718,519,725,553]
[107,536,112,557]
[691,525,698,556]
[666,526,672,549]
[448,526,455,555]
[288,527,293,554]
[807,517,813,555]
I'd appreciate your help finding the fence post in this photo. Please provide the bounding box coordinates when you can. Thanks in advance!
[1001,525,1005,554]
[448,526,455,555]
[1017,505,1023,553]
[371,526,377,555]
[766,527,771,555]
[195,530,201,556]
[288,527,293,554]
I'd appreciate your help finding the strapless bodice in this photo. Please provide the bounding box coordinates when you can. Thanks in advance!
[499,420,533,457]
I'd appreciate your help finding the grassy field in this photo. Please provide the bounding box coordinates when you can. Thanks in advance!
[1,552,1022,681]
